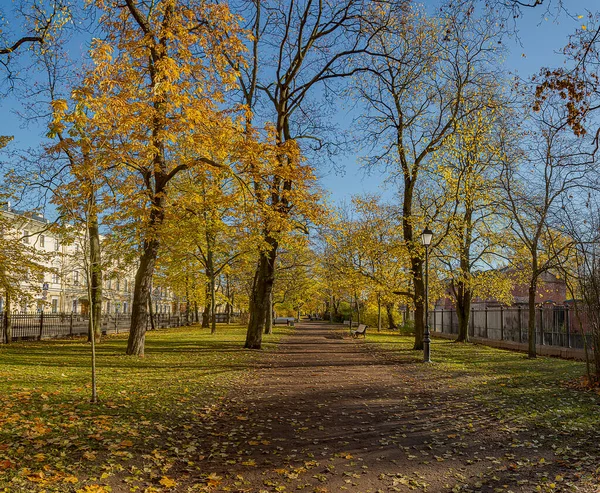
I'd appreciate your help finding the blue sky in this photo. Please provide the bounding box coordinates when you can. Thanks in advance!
[1,0,598,210]
[317,0,599,204]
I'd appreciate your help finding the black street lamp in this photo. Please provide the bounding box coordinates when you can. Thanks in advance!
[421,227,433,363]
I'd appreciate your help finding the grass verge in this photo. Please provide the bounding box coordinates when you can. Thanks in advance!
[0,324,291,492]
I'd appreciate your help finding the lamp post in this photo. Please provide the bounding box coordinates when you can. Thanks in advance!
[421,227,433,363]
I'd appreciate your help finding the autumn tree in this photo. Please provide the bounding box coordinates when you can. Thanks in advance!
[354,2,504,349]
[500,93,593,358]
[429,100,515,342]
[558,194,600,383]
[162,168,253,333]
[67,0,244,356]
[226,0,395,349]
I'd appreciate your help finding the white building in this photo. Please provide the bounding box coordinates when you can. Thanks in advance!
[0,206,176,315]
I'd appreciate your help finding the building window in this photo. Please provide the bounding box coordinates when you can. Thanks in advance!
[51,299,58,313]
[54,238,59,251]
[124,279,128,292]
[72,300,77,313]
[107,278,111,290]
[52,273,59,284]
[22,230,29,244]
[123,302,128,313]
[73,270,79,285]
[106,301,111,314]
[40,235,45,248]
[116,279,120,291]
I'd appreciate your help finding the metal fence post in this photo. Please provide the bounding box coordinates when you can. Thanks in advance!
[441,309,444,333]
[69,312,74,337]
[500,305,504,341]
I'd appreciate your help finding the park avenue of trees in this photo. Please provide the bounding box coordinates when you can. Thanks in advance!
[1,0,600,384]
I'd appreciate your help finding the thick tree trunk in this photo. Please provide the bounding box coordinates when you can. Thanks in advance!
[402,172,425,350]
[126,238,160,356]
[194,301,199,324]
[386,302,396,330]
[455,281,471,343]
[455,209,473,343]
[412,258,425,350]
[528,283,537,358]
[88,213,102,343]
[246,238,277,349]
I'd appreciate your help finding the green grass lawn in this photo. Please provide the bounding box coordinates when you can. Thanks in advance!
[0,324,289,492]
[364,332,600,436]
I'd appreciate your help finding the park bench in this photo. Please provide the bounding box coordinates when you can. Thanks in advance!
[351,323,368,338]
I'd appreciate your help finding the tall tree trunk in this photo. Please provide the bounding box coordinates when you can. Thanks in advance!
[88,211,102,343]
[126,238,160,356]
[386,302,396,330]
[126,164,166,356]
[455,280,471,343]
[402,172,425,350]
[246,238,277,349]
[194,301,199,323]
[412,257,425,349]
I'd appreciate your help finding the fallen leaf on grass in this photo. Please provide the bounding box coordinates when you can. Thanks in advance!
[159,476,178,488]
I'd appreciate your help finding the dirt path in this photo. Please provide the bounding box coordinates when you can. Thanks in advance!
[182,322,597,493]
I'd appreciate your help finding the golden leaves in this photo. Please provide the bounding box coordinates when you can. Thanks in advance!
[159,476,178,488]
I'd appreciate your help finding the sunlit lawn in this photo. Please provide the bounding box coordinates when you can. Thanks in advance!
[365,331,600,438]
[0,324,290,492]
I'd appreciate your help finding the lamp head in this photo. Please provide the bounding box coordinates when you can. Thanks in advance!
[421,227,433,246]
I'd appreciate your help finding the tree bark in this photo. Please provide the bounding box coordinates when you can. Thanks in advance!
[126,237,160,356]
[88,211,102,343]
[411,257,425,349]
[386,302,396,330]
[246,238,277,349]
[455,280,471,343]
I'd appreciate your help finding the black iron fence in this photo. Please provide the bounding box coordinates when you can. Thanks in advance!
[431,305,594,350]
[0,311,241,343]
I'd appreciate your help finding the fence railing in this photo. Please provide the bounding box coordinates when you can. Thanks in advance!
[431,305,594,350]
[0,311,240,343]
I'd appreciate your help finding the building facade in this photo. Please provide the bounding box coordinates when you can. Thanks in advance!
[0,207,175,315]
